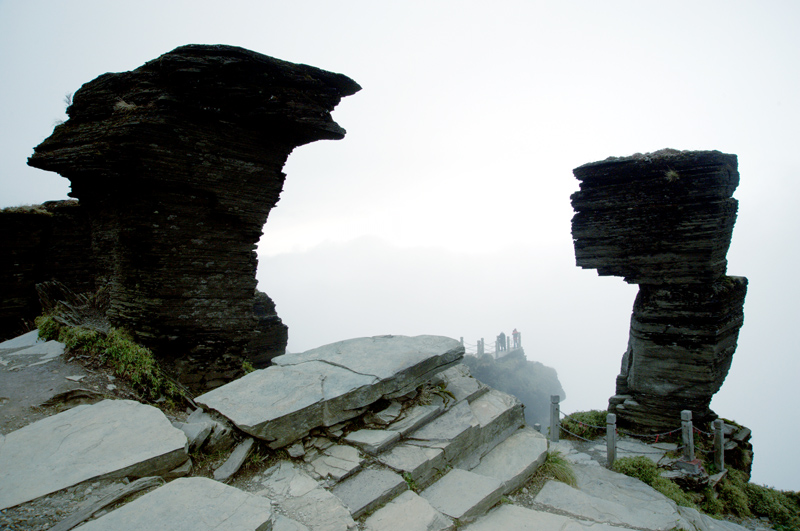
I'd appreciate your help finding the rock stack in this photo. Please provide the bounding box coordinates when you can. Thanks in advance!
[571,149,747,431]
[27,45,361,390]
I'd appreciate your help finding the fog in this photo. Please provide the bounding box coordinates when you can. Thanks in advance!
[1,1,798,490]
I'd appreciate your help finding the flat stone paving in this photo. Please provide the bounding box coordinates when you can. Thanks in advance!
[0,399,188,510]
[464,504,630,530]
[469,426,548,492]
[363,490,452,531]
[421,468,504,521]
[76,477,273,531]
[331,468,407,518]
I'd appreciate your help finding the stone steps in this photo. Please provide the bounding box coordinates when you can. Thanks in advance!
[3,333,550,530]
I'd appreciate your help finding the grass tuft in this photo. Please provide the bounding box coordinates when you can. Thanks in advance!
[537,450,577,487]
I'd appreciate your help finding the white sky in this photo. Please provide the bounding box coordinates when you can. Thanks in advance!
[1,1,798,490]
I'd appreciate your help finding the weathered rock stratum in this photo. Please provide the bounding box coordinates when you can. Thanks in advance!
[571,149,748,431]
[27,45,361,390]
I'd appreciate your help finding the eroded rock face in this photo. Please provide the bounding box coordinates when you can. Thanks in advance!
[0,201,94,340]
[571,149,748,431]
[27,45,360,390]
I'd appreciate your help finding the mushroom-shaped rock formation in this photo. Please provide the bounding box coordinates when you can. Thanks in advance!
[28,45,361,391]
[570,149,748,431]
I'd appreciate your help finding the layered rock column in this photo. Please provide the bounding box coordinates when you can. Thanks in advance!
[28,45,360,390]
[571,149,747,431]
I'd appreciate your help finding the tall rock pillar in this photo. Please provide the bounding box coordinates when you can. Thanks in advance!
[570,149,747,431]
[28,45,360,390]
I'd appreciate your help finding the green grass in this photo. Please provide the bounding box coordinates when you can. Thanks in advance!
[612,456,697,508]
[35,314,181,404]
[561,410,608,440]
[536,450,577,487]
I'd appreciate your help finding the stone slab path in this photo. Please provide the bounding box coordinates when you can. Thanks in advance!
[0,399,188,510]
[76,477,274,531]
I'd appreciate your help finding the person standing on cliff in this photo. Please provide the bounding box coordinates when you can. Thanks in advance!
[498,332,506,351]
[512,328,520,348]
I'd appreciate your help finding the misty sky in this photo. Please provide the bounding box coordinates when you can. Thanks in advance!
[1,1,798,490]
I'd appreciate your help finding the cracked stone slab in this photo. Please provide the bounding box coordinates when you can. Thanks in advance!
[172,420,214,452]
[331,468,408,518]
[76,477,273,531]
[365,400,403,425]
[420,468,504,522]
[197,335,463,448]
[464,504,631,531]
[259,462,355,531]
[344,429,401,455]
[460,389,526,468]
[308,444,363,481]
[363,490,452,531]
[469,426,548,493]
[432,363,488,403]
[0,399,188,510]
[214,437,255,481]
[407,400,479,464]
[387,404,443,436]
[273,335,464,398]
[377,443,446,487]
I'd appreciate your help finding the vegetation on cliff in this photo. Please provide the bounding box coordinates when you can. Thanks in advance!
[35,314,183,405]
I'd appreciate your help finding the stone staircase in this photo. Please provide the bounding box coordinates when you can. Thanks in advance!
[192,335,550,530]
[0,333,549,530]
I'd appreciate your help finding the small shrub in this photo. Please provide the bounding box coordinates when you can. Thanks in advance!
[701,486,724,515]
[537,450,577,487]
[744,483,800,530]
[561,410,607,440]
[58,326,103,351]
[613,455,660,484]
[718,469,752,518]
[242,360,256,374]
[35,315,62,341]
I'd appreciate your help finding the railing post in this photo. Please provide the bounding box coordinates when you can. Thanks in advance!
[606,413,617,468]
[460,337,464,345]
[550,395,560,443]
[478,339,483,356]
[713,419,726,472]
[681,410,695,462]
[533,423,541,433]
[519,332,522,348]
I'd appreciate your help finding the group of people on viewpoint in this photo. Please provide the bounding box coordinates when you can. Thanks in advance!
[496,328,520,351]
